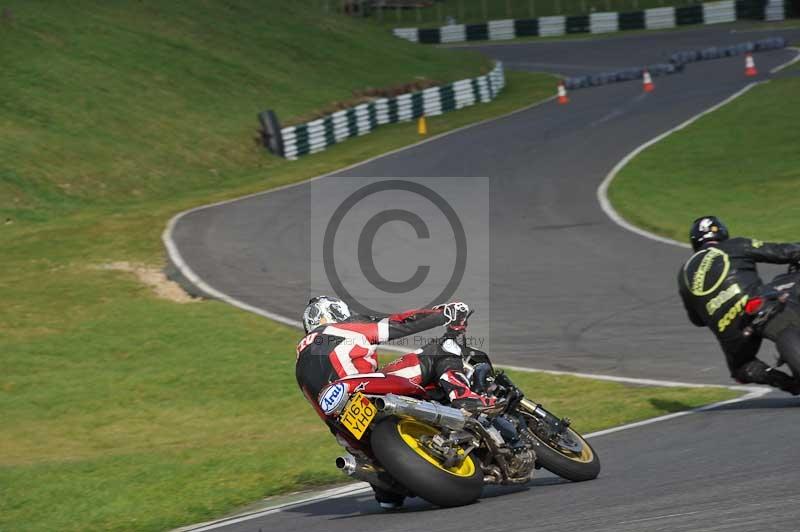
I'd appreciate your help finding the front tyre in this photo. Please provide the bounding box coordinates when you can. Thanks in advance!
[526,425,600,481]
[370,418,483,507]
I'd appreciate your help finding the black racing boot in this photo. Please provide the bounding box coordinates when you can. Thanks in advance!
[372,485,405,510]
[765,368,800,395]
[737,360,800,395]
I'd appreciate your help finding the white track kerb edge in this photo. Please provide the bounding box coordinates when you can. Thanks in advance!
[596,46,800,248]
[164,52,797,532]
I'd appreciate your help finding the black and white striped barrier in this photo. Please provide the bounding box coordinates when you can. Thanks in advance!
[563,36,786,89]
[392,0,787,44]
[262,63,506,160]
[765,0,788,20]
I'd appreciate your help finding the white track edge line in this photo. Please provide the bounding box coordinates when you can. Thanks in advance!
[178,483,373,532]
[732,26,800,34]
[583,385,770,438]
[596,82,761,249]
[500,364,737,388]
[770,47,800,73]
[597,47,800,248]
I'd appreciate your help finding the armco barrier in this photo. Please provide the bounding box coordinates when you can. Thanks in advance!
[257,110,284,157]
[590,12,620,33]
[619,11,646,30]
[440,24,466,43]
[392,27,418,43]
[765,0,785,19]
[645,6,676,29]
[539,16,567,36]
[392,0,785,44]
[675,4,705,25]
[736,0,769,19]
[514,18,540,36]
[703,0,738,23]
[261,63,506,160]
[489,19,516,40]
[563,36,786,90]
[566,14,591,33]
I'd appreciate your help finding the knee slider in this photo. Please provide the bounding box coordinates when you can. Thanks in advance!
[735,359,770,383]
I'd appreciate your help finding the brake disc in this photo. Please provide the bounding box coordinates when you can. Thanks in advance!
[554,431,582,453]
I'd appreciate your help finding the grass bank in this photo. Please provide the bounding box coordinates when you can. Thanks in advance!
[0,0,492,222]
[0,1,739,531]
[608,75,800,242]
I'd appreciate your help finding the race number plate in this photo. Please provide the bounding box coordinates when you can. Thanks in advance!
[339,392,376,440]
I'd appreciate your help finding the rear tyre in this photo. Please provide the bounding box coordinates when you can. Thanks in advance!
[370,417,483,507]
[776,327,800,379]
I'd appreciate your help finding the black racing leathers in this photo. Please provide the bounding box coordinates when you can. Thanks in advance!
[678,237,800,387]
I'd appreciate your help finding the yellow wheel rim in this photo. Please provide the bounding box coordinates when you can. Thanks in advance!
[396,419,476,477]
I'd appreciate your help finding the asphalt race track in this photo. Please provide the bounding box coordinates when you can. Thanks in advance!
[168,25,800,531]
[203,396,800,532]
[171,25,800,383]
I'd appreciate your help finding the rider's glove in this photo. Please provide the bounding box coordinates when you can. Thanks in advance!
[434,301,470,331]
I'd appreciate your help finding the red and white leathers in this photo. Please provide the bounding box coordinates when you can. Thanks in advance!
[296,308,444,401]
[295,306,488,408]
[381,339,495,408]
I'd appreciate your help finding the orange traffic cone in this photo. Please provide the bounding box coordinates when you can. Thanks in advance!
[557,82,569,104]
[745,53,757,77]
[642,69,655,93]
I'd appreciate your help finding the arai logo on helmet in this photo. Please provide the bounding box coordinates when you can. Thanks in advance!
[319,382,348,414]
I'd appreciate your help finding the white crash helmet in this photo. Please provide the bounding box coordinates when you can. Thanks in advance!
[302,296,352,333]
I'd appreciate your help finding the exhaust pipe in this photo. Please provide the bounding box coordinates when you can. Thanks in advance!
[336,453,396,493]
[374,394,467,431]
[335,454,358,476]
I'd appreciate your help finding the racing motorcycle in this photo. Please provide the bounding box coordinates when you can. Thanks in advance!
[742,261,800,377]
[315,316,600,508]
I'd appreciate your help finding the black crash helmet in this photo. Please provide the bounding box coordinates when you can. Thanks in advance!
[689,215,730,251]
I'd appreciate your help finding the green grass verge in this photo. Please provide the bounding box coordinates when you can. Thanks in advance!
[0,0,491,222]
[732,19,800,31]
[501,370,738,432]
[608,76,800,242]
[0,2,741,530]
